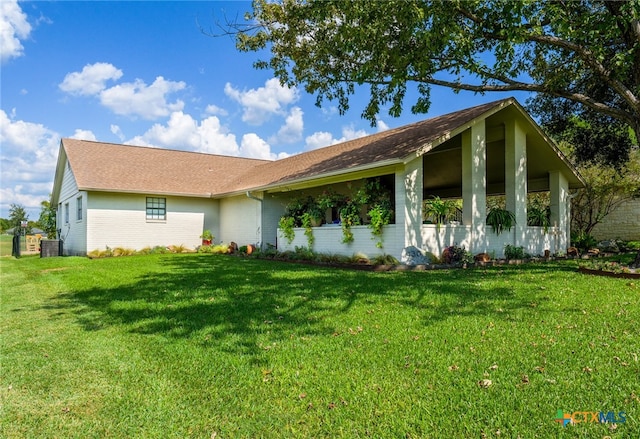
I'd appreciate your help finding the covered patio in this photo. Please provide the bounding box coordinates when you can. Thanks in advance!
[272,99,583,260]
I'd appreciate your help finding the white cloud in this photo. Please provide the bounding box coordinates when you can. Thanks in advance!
[305,125,369,150]
[99,76,186,120]
[273,106,303,144]
[239,133,274,160]
[69,129,97,141]
[0,110,60,217]
[59,64,186,120]
[304,131,334,151]
[205,104,228,117]
[0,0,32,63]
[128,111,285,161]
[59,62,123,96]
[377,119,390,132]
[110,124,125,141]
[224,78,299,125]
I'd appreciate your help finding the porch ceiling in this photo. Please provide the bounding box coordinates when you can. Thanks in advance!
[423,106,583,199]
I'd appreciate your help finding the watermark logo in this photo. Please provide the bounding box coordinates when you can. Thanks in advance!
[554,410,626,427]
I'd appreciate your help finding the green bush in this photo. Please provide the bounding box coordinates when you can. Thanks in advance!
[442,245,473,265]
[571,232,598,252]
[504,244,525,260]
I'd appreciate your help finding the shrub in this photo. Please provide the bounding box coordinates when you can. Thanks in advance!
[150,246,169,254]
[571,231,598,252]
[112,247,135,257]
[168,244,188,254]
[349,252,370,265]
[504,244,525,260]
[212,244,230,254]
[442,245,473,265]
[625,241,640,251]
[371,254,400,265]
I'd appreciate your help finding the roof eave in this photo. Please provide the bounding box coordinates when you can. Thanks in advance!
[405,98,517,163]
[215,158,404,198]
[78,187,216,199]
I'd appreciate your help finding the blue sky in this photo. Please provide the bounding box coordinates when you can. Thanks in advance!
[1,1,531,219]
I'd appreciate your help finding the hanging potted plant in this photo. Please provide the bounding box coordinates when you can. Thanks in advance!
[527,202,551,233]
[367,199,393,248]
[486,207,516,234]
[423,196,457,229]
[278,216,296,244]
[339,198,362,243]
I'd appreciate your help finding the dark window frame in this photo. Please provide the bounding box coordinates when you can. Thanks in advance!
[146,197,166,220]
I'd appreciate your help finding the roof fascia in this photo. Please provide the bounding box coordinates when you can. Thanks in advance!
[217,160,402,198]
[506,100,586,187]
[404,98,516,164]
[77,187,217,199]
[50,141,68,206]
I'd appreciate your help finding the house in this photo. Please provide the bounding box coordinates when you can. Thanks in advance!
[51,98,584,259]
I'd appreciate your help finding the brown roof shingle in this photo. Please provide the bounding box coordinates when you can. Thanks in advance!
[218,99,510,193]
[62,139,270,197]
[60,99,519,198]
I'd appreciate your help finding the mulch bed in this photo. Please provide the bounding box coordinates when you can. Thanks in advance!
[578,267,640,279]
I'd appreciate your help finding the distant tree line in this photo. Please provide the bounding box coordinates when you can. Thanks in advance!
[1,200,57,238]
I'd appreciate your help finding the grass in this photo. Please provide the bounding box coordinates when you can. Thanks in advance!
[1,254,638,438]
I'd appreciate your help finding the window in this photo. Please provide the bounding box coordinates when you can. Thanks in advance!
[64,203,69,224]
[146,197,166,220]
[76,196,83,221]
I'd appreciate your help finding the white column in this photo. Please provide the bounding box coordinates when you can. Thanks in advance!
[395,156,424,248]
[549,170,569,251]
[505,119,527,247]
[462,120,487,253]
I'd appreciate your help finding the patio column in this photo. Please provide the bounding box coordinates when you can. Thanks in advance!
[395,156,423,248]
[505,119,527,247]
[549,170,569,252]
[462,120,487,253]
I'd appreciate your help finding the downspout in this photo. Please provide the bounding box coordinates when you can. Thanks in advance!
[246,191,263,249]
[246,191,263,203]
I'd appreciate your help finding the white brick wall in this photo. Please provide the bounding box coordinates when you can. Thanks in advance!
[277,224,402,258]
[591,199,640,241]
[219,195,261,247]
[86,192,215,253]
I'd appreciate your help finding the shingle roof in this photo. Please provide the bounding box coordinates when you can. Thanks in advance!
[61,138,270,197]
[218,99,508,194]
[60,98,580,199]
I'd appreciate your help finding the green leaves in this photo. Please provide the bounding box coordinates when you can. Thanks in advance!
[232,0,639,139]
[486,206,516,235]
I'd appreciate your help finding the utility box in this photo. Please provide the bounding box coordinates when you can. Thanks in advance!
[40,240,63,258]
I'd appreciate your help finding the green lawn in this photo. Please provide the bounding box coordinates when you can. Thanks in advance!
[1,254,638,438]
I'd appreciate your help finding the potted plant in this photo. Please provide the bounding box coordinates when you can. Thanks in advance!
[305,198,325,227]
[527,202,551,233]
[423,196,457,229]
[200,230,213,246]
[486,207,516,234]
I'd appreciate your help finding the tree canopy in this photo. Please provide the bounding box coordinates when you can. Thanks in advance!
[234,0,640,156]
[8,204,28,235]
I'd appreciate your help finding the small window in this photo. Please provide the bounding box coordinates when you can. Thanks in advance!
[64,203,69,224]
[76,196,83,221]
[146,197,166,220]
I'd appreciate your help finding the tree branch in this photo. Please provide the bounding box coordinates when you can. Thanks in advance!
[412,75,636,126]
